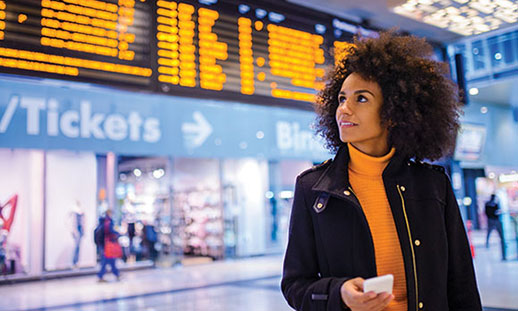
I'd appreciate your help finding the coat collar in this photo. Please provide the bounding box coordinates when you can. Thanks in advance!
[311,144,407,196]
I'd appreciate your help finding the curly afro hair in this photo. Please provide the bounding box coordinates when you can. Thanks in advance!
[315,31,461,161]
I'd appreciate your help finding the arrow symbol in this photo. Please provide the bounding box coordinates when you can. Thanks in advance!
[181,111,213,148]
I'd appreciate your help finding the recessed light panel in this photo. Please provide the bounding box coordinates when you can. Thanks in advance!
[393,0,518,36]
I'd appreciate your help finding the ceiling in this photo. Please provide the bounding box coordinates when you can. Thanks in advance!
[287,0,518,106]
[286,0,515,44]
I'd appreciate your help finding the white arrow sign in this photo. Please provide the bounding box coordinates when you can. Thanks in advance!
[181,111,213,148]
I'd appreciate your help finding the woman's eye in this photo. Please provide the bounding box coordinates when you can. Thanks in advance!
[338,96,346,104]
[357,95,367,103]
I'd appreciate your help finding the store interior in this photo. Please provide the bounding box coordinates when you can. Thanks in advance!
[0,147,314,278]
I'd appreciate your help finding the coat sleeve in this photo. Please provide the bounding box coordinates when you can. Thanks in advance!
[281,176,350,311]
[443,174,482,310]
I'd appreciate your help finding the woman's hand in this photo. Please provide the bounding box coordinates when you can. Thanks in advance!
[340,278,394,311]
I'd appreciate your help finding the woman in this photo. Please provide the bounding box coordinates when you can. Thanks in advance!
[281,32,481,311]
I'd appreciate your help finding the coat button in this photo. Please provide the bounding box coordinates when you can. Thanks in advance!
[343,190,351,196]
[400,186,406,192]
[419,302,424,309]
[317,203,323,209]
[415,239,421,246]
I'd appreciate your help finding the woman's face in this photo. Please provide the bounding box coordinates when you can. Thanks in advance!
[335,73,389,156]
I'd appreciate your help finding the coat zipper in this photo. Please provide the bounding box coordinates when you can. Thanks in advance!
[397,184,419,311]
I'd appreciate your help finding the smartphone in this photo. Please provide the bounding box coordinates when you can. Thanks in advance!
[363,274,394,294]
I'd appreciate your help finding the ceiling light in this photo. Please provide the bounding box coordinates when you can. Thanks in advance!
[494,53,502,60]
[152,168,165,179]
[469,87,479,95]
[279,191,294,199]
[480,106,488,114]
[393,0,518,36]
[499,173,518,183]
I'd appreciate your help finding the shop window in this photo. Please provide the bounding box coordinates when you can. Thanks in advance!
[222,158,269,257]
[173,158,224,263]
[0,149,44,276]
[116,156,173,265]
[44,151,97,271]
[266,160,312,252]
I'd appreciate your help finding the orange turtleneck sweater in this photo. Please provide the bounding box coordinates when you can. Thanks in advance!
[348,143,407,310]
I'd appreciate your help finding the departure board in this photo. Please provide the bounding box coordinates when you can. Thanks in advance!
[0,0,370,107]
[0,0,153,85]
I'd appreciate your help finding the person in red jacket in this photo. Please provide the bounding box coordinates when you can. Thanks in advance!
[96,210,121,282]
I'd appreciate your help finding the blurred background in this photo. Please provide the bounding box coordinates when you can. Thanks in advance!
[0,0,517,310]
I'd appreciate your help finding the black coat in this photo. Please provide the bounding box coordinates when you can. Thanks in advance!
[281,145,482,311]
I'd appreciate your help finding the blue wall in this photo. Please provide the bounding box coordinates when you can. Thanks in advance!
[460,101,518,168]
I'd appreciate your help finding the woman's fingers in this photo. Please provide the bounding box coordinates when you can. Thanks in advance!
[341,278,366,304]
[341,278,395,310]
[363,292,393,310]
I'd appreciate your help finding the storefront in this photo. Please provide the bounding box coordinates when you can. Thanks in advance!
[454,101,518,259]
[0,149,44,276]
[0,75,331,279]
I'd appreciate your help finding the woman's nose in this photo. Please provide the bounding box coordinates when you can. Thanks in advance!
[337,101,353,115]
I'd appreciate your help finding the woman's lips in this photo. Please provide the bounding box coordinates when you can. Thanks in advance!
[338,121,358,128]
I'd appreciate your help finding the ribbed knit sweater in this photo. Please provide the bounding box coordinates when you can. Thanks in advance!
[348,143,407,310]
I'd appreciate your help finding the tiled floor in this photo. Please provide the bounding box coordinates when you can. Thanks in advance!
[472,230,518,310]
[1,230,517,311]
[18,278,291,311]
[0,256,285,311]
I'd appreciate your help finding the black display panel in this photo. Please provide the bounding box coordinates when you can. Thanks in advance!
[0,0,366,108]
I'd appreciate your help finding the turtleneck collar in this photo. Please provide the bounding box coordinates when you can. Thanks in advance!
[348,143,396,177]
[311,144,407,197]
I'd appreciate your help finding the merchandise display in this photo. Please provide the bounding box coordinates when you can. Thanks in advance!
[0,194,18,275]
[174,189,224,260]
[172,158,224,262]
[44,151,97,271]
[0,149,46,278]
[116,157,178,264]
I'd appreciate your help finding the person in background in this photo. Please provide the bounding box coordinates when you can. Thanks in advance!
[281,31,481,311]
[122,199,136,260]
[143,221,158,263]
[96,210,121,282]
[485,194,506,260]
